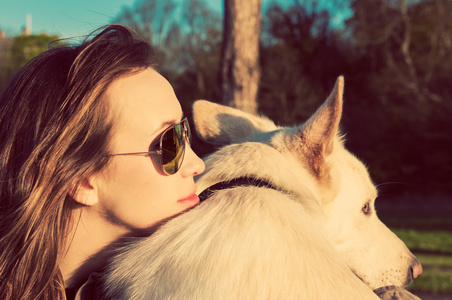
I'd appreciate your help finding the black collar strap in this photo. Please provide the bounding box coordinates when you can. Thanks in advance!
[198,177,279,202]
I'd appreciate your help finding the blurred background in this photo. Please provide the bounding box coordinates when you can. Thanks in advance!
[1,0,451,298]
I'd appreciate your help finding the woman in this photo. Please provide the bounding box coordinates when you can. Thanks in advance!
[0,24,204,299]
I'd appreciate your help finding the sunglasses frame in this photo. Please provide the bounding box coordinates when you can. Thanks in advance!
[107,118,190,175]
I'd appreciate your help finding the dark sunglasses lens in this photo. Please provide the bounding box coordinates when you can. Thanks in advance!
[184,119,191,142]
[161,124,186,175]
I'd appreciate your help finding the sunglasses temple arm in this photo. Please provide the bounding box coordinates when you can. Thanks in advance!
[107,150,162,157]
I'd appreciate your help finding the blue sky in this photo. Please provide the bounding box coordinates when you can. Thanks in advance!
[0,0,223,38]
[0,0,350,39]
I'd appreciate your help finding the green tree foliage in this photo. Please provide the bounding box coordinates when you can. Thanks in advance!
[8,34,60,69]
[0,33,61,91]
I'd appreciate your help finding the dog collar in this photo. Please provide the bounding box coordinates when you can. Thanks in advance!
[198,177,279,202]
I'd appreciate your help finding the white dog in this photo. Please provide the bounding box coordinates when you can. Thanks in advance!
[101,77,422,299]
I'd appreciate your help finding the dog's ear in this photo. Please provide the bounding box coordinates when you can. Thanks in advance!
[192,100,277,146]
[288,76,344,179]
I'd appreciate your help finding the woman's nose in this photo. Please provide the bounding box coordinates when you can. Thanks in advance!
[181,144,205,177]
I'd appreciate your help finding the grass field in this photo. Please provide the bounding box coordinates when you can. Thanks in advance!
[393,229,452,295]
[377,193,452,299]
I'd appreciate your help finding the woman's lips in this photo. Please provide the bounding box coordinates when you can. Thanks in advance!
[178,193,200,207]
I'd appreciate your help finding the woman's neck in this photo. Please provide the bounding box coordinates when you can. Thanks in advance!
[61,206,130,289]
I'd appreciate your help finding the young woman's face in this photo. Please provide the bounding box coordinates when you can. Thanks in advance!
[93,68,205,231]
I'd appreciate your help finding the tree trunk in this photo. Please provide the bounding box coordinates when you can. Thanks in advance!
[220,0,261,114]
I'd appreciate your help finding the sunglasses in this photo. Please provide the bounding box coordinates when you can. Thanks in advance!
[107,118,191,175]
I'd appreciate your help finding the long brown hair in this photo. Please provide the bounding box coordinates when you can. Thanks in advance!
[0,25,153,299]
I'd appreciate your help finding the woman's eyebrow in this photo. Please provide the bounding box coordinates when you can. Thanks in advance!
[162,113,184,128]
[149,114,185,139]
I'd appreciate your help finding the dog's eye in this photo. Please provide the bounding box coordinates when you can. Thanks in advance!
[362,203,371,215]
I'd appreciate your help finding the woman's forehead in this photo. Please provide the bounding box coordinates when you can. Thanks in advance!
[105,68,182,145]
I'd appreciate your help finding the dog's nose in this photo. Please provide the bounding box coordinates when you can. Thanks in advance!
[411,260,423,279]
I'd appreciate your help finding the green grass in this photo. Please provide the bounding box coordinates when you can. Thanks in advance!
[408,254,452,294]
[373,193,452,296]
[391,229,452,294]
[392,229,452,254]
